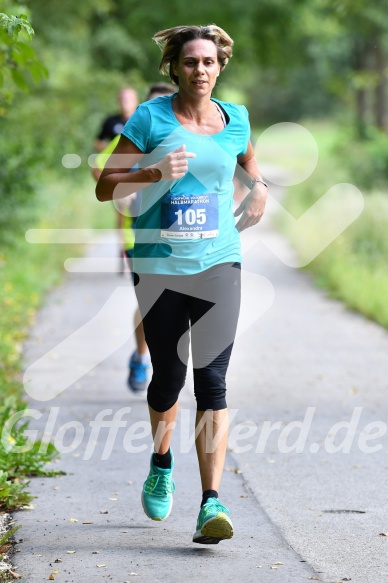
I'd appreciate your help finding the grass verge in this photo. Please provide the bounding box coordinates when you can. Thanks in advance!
[270,120,388,329]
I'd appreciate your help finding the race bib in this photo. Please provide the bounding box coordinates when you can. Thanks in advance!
[161,193,219,239]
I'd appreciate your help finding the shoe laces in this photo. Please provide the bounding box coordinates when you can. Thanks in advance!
[202,498,230,515]
[130,361,148,378]
[144,472,176,496]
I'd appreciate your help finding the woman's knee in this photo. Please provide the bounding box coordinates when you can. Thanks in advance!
[147,365,187,412]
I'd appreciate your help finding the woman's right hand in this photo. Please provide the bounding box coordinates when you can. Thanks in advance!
[153,144,196,180]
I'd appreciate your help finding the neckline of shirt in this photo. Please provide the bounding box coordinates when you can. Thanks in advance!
[168,94,230,138]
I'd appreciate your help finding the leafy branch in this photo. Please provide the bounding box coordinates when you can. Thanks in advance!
[0,11,47,109]
[0,12,34,40]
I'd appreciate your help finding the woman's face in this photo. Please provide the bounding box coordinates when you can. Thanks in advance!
[173,39,221,97]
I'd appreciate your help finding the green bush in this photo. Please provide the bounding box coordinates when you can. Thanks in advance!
[333,127,388,190]
[277,122,388,329]
[0,396,59,511]
[0,114,44,244]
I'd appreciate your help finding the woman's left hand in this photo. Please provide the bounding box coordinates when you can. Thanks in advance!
[234,185,267,232]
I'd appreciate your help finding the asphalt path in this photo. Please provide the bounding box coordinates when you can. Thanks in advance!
[14,183,388,582]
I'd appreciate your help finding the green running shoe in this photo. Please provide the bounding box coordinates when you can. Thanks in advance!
[141,451,175,521]
[192,498,234,544]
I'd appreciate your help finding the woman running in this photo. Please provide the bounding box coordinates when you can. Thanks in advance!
[96,24,268,544]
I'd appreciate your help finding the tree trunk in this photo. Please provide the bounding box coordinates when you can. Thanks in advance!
[374,39,387,131]
[353,38,368,139]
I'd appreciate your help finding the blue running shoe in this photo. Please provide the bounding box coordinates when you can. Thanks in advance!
[193,498,234,544]
[128,351,150,392]
[141,451,175,521]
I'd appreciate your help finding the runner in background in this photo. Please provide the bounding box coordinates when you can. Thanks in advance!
[93,87,139,274]
[94,87,139,152]
[92,82,175,392]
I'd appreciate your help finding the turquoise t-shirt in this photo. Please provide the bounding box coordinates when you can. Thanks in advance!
[121,94,250,275]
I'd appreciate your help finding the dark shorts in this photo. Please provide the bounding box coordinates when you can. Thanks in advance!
[134,262,241,412]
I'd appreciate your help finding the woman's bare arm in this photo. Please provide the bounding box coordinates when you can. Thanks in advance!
[234,141,268,232]
[95,136,160,202]
[95,137,196,202]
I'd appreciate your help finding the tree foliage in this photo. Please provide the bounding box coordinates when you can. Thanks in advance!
[296,0,388,135]
[0,2,47,112]
[0,0,387,244]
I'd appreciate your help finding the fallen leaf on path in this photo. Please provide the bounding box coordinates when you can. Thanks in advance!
[92,551,100,554]
[100,510,109,514]
[379,532,388,536]
[308,578,321,581]
[69,518,78,523]
[224,467,242,474]
[54,559,62,563]
[82,520,94,524]
[108,497,118,501]
[66,550,76,554]
[129,573,138,576]
[49,576,54,581]
[0,544,11,555]
[270,566,277,569]
[52,570,58,574]
[96,564,107,568]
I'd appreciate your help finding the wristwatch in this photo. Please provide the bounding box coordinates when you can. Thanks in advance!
[250,178,268,189]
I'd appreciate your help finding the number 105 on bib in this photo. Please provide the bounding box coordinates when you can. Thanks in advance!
[161,193,219,240]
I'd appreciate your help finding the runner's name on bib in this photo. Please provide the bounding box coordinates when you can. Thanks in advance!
[161,193,218,240]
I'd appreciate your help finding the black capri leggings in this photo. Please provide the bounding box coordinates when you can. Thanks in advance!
[134,262,241,412]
